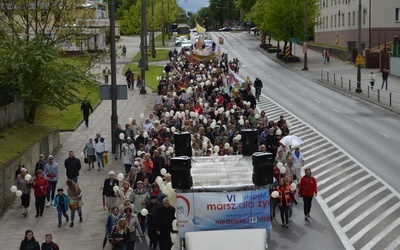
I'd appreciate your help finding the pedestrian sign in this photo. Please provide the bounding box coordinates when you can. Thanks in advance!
[355,54,364,65]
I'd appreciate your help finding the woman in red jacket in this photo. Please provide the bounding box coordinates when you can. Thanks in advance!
[298,168,318,221]
[32,169,49,218]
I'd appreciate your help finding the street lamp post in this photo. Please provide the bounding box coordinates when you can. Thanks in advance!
[151,0,156,58]
[109,0,118,153]
[303,0,308,71]
[140,0,148,94]
[355,0,362,93]
[161,0,164,46]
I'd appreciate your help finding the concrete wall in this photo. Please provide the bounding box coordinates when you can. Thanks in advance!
[391,57,400,77]
[0,129,60,216]
[0,101,24,131]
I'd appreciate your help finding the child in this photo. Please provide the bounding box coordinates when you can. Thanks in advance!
[53,188,70,227]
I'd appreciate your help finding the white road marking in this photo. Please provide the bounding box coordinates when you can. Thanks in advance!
[361,217,400,249]
[316,163,358,184]
[276,79,280,82]
[379,131,390,138]
[385,235,400,250]
[352,118,362,124]
[288,85,293,88]
[314,99,321,103]
[349,202,400,244]
[323,173,371,203]
[319,168,365,196]
[300,92,306,95]
[331,107,340,113]
[342,193,396,232]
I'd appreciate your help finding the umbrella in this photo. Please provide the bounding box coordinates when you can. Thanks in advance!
[279,135,304,147]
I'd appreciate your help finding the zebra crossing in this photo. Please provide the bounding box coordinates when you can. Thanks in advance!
[255,92,400,250]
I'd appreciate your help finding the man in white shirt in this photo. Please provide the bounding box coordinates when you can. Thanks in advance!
[94,133,108,171]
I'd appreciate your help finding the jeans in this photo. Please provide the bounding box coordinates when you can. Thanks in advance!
[116,143,122,158]
[138,214,146,233]
[381,79,388,90]
[58,208,68,224]
[288,203,293,218]
[303,196,313,216]
[279,203,289,224]
[71,207,82,222]
[270,198,277,217]
[96,152,104,169]
[47,180,57,201]
[35,196,46,216]
[71,176,78,183]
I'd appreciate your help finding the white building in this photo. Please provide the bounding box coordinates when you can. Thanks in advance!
[315,0,400,50]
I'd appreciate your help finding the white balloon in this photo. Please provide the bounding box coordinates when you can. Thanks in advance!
[156,176,163,186]
[199,115,204,120]
[236,134,242,140]
[117,173,124,181]
[213,145,220,153]
[162,186,170,195]
[280,166,287,174]
[239,119,244,125]
[143,132,149,138]
[171,233,180,245]
[160,168,167,176]
[128,117,133,124]
[172,219,178,231]
[168,147,174,153]
[166,151,170,156]
[166,182,174,192]
[203,118,208,124]
[137,150,143,156]
[271,191,279,198]
[224,143,230,149]
[141,208,149,216]
[277,162,283,168]
[165,112,170,118]
[214,111,219,116]
[290,183,297,191]
[230,109,235,114]
[255,114,260,119]
[210,123,215,129]
[202,142,208,149]
[16,190,22,197]
[119,133,125,140]
[10,185,17,193]
[113,186,120,192]
[161,145,166,151]
[171,127,176,133]
[225,111,230,117]
[24,174,32,181]
[140,113,145,119]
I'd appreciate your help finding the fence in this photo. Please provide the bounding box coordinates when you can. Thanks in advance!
[0,101,25,131]
[320,70,400,111]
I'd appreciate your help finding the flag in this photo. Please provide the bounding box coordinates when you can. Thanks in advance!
[196,23,206,35]
[228,68,245,88]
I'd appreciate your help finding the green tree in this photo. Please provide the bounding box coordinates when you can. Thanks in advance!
[0,37,96,124]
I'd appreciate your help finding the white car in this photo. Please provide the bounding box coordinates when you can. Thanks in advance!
[190,28,197,33]
[181,40,192,51]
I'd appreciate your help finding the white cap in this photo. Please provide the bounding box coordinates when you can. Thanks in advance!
[108,171,115,176]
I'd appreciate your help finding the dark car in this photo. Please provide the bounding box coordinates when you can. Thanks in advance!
[219,27,232,32]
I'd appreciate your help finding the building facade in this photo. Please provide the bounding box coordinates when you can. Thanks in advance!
[315,0,400,50]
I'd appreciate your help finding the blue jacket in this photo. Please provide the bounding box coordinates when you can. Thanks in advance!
[54,194,70,212]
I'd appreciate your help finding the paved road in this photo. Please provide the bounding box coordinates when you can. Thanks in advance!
[210,31,400,250]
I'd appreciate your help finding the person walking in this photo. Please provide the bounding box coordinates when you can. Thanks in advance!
[123,137,136,175]
[103,66,111,84]
[156,198,176,250]
[298,168,318,221]
[19,230,40,250]
[110,218,130,250]
[276,178,297,228]
[129,181,150,232]
[369,72,375,90]
[103,171,119,212]
[34,154,46,176]
[83,137,96,170]
[292,146,305,182]
[116,181,134,206]
[114,124,125,160]
[80,100,93,127]
[94,133,108,171]
[146,195,162,249]
[15,168,32,217]
[122,45,127,58]
[254,77,263,101]
[124,206,144,250]
[64,151,82,183]
[66,179,84,227]
[41,233,59,250]
[381,68,389,90]
[44,155,59,207]
[53,188,70,227]
[104,206,124,249]
[125,68,133,90]
[32,169,48,218]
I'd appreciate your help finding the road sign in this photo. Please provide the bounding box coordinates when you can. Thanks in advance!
[290,37,300,43]
[355,54,364,65]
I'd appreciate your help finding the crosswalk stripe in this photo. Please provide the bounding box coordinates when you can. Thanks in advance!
[305,145,337,163]
[310,155,349,172]
[384,234,400,250]
[349,202,400,244]
[319,168,365,196]
[342,194,396,232]
[323,173,371,203]
[316,163,358,184]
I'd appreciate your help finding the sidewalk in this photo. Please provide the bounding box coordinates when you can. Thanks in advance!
[0,36,157,250]
[251,34,400,113]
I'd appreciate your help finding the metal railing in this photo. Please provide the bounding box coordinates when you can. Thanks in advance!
[320,69,400,111]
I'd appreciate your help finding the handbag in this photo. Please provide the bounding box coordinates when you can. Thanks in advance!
[69,201,78,211]
[103,153,108,165]
[84,157,89,164]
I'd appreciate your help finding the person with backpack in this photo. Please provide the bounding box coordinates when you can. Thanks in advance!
[53,188,70,227]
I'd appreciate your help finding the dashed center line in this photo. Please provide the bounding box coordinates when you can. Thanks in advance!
[352,118,362,124]
[314,99,321,103]
[331,107,340,113]
[379,131,390,138]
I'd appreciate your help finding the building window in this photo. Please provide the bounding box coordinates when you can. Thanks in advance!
[348,12,350,26]
[331,15,333,27]
[342,13,345,26]
[353,11,355,26]
[334,15,337,27]
[396,8,400,22]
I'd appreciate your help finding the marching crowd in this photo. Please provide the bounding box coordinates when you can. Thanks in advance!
[16,45,317,250]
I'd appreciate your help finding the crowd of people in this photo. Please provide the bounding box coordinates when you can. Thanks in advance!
[16,41,318,249]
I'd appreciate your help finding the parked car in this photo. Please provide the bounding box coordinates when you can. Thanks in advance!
[250,26,259,32]
[175,36,188,46]
[181,40,192,51]
[232,26,243,31]
[219,27,232,32]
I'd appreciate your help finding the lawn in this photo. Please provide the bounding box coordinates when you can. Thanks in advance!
[123,63,164,92]
[132,48,170,63]
[155,33,172,47]
[0,121,54,165]
[34,84,100,131]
